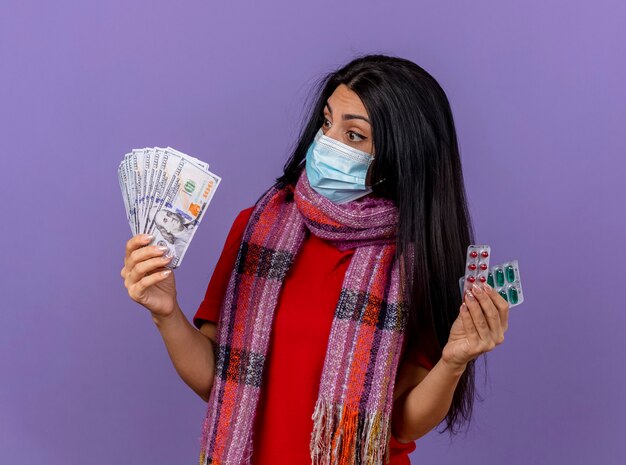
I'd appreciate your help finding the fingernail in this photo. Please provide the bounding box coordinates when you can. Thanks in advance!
[482,282,491,291]
[461,303,468,312]
[157,246,169,252]
[465,289,475,300]
[162,254,173,261]
[142,234,154,242]
[472,283,483,294]
[162,270,172,277]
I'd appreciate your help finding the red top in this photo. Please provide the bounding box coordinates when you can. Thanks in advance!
[193,207,438,465]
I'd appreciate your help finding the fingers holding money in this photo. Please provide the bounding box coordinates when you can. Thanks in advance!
[121,235,172,286]
[120,233,178,316]
[128,254,173,283]
[124,234,152,261]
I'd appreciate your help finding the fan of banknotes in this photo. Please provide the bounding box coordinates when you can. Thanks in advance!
[118,147,221,269]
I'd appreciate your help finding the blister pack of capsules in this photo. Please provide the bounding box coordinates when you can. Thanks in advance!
[461,245,491,294]
[458,245,524,307]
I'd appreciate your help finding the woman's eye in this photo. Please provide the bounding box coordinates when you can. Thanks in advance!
[322,117,331,128]
[347,131,364,142]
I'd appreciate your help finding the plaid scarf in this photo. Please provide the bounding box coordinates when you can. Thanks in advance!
[198,168,410,465]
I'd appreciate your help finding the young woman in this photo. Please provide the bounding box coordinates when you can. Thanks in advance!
[121,54,510,465]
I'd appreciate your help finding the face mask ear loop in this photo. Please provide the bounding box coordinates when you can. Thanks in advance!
[298,129,321,168]
[365,157,386,188]
[366,161,388,188]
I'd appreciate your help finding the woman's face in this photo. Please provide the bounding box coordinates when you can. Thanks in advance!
[322,84,374,156]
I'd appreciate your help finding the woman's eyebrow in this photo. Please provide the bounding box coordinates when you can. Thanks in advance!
[325,101,371,125]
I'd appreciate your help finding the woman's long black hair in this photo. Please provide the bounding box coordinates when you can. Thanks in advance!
[272,54,479,435]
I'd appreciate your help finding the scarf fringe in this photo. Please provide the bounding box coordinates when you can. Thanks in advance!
[310,398,391,465]
[198,416,210,465]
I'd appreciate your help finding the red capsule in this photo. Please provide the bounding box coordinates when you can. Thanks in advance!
[479,276,487,282]
[467,276,476,283]
[481,250,489,258]
[469,264,477,270]
[470,251,478,258]
[480,263,488,270]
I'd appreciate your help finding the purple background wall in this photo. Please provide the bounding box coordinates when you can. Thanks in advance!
[1,1,624,464]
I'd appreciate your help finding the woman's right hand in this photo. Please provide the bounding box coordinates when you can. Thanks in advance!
[121,234,178,319]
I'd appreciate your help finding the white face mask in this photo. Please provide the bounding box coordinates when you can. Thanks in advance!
[304,128,374,204]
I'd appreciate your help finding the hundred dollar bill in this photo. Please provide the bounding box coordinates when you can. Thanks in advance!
[129,149,143,235]
[147,158,220,268]
[119,151,141,235]
[165,146,209,172]
[118,159,134,234]
[119,146,221,269]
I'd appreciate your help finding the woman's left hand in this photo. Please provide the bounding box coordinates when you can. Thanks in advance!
[441,282,509,371]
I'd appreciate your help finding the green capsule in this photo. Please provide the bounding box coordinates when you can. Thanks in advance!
[507,286,519,304]
[498,289,508,301]
[505,265,516,283]
[487,272,494,287]
[494,267,505,287]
